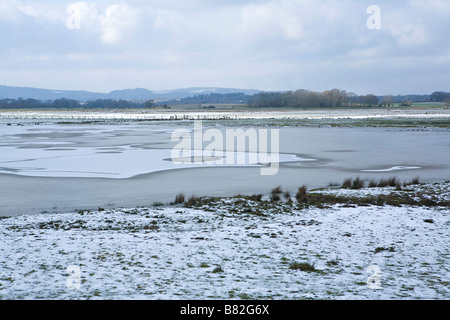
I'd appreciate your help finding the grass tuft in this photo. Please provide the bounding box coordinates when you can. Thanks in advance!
[387,177,398,187]
[342,178,352,189]
[185,195,201,207]
[295,185,308,203]
[289,261,322,273]
[174,193,185,204]
[368,179,378,188]
[271,186,283,194]
[152,201,164,207]
[250,194,263,202]
[351,177,364,189]
[212,265,224,273]
[283,190,291,201]
[270,193,281,202]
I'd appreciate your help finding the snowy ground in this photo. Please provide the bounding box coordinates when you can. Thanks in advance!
[1,107,450,123]
[0,183,448,300]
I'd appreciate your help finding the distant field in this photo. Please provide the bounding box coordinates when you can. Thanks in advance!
[1,105,449,128]
[0,101,447,112]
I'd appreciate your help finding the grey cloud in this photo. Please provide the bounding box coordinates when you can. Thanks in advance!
[0,0,448,94]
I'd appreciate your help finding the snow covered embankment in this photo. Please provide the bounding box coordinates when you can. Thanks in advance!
[0,182,449,300]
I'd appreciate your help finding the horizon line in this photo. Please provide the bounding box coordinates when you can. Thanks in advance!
[0,84,444,97]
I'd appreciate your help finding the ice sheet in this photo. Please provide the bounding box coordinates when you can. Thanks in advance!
[0,145,307,178]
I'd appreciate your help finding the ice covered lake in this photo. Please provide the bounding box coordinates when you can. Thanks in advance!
[0,120,449,216]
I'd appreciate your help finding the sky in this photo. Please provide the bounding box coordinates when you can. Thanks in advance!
[0,0,449,95]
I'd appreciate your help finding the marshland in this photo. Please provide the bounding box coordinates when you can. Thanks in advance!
[0,109,449,300]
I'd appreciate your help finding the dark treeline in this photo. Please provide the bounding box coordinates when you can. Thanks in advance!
[0,94,249,109]
[158,93,250,105]
[0,98,155,109]
[248,89,353,108]
[430,91,450,102]
[247,89,447,108]
[0,90,448,109]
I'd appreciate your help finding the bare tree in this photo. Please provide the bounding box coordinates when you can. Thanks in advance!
[382,94,394,107]
[445,98,450,106]
[347,92,357,107]
[364,94,379,107]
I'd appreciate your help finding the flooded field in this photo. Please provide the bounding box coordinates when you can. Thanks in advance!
[0,113,449,216]
[0,111,449,301]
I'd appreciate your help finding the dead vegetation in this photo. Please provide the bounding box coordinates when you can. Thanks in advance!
[178,178,449,213]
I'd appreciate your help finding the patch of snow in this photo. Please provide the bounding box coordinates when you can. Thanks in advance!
[1,192,448,300]
[0,144,307,179]
[362,166,421,172]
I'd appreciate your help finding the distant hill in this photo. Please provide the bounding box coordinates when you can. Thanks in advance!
[0,85,260,102]
[0,85,105,101]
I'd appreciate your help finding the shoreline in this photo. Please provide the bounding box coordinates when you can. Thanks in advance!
[1,122,449,217]
[1,107,450,120]
[1,180,448,300]
[1,114,448,299]
[1,108,449,129]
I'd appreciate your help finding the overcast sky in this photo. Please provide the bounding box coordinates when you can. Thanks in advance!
[1,0,449,95]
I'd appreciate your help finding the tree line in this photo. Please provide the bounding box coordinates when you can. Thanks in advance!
[0,90,448,109]
[246,89,444,108]
[430,91,450,102]
[158,93,250,105]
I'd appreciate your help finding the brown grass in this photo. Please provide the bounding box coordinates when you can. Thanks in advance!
[174,193,185,204]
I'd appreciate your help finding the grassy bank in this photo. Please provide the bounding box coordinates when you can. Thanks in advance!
[1,180,448,300]
[175,179,449,215]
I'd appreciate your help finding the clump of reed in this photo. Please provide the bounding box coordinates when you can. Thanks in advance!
[174,193,185,204]
[342,176,421,190]
[295,185,308,203]
[270,186,283,202]
[367,176,420,188]
[341,177,364,189]
[185,195,202,207]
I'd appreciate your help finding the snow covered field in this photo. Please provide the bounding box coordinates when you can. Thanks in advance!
[1,107,450,122]
[1,111,448,300]
[1,183,448,300]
